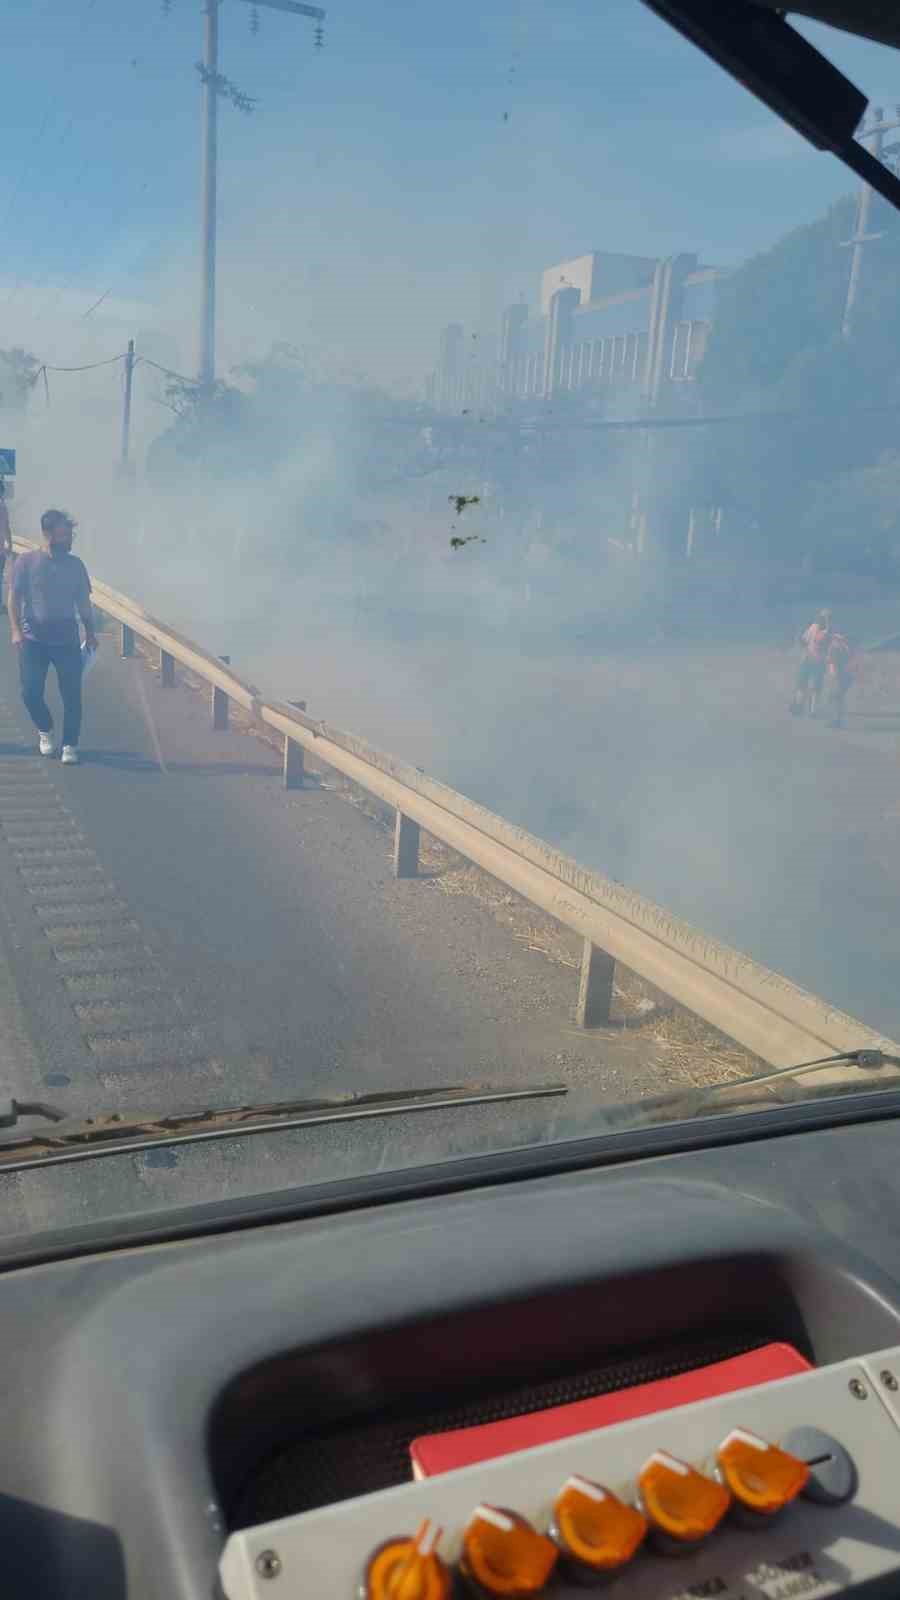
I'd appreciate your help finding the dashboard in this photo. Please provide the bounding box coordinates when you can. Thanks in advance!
[4,1109,900,1599]
[223,1343,900,1599]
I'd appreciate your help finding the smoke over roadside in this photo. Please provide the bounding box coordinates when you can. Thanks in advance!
[3,159,900,1051]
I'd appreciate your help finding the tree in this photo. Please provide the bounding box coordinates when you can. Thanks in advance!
[147,374,257,482]
[795,453,900,574]
[0,348,39,414]
[683,188,900,568]
[699,197,856,407]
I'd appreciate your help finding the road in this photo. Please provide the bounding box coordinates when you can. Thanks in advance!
[0,625,704,1242]
[96,541,900,1041]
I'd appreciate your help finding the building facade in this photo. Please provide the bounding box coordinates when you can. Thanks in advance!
[430,248,727,415]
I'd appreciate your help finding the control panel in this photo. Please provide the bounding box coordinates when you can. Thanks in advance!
[219,1346,900,1599]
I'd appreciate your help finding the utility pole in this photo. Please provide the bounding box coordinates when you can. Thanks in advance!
[842,104,900,340]
[195,0,326,388]
[199,0,219,388]
[118,339,136,478]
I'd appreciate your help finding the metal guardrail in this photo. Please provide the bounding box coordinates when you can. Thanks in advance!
[16,539,896,1072]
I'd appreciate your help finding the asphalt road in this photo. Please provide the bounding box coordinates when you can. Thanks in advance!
[0,625,697,1240]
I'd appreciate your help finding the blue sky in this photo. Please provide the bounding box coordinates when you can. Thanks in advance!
[2,0,899,382]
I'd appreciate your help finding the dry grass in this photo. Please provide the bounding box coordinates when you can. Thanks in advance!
[414,833,757,1087]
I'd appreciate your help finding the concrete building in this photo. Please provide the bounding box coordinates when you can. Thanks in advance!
[437,323,465,413]
[539,251,657,317]
[430,248,728,415]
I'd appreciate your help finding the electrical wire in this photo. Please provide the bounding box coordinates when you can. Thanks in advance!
[82,287,113,320]
[135,355,196,384]
[40,352,131,373]
[31,350,133,410]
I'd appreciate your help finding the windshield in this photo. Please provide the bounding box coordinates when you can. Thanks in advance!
[2,0,900,1240]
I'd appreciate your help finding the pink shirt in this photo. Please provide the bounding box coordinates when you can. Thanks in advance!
[802,624,829,662]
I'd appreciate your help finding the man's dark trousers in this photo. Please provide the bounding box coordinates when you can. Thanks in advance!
[18,640,82,747]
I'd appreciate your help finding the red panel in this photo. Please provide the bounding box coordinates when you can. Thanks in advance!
[410,1343,812,1480]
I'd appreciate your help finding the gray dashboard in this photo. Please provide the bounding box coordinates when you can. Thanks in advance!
[4,1112,900,1598]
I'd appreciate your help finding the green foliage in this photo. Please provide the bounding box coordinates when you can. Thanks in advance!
[688,189,900,568]
[700,198,855,406]
[0,347,40,413]
[796,453,900,569]
[145,346,430,513]
[147,376,256,481]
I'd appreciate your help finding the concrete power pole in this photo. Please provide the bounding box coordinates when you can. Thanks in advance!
[119,338,136,475]
[197,0,326,388]
[199,0,219,389]
[842,105,900,340]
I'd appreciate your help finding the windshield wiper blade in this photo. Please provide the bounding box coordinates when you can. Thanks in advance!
[0,1081,568,1173]
[604,1047,900,1129]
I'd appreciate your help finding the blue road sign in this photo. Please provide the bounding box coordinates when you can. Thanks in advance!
[0,450,16,477]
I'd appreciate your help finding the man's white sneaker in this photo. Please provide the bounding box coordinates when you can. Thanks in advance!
[60,745,79,766]
[38,732,56,757]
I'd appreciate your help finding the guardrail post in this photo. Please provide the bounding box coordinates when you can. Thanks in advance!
[160,649,175,687]
[393,811,420,879]
[576,939,615,1028]
[212,685,228,730]
[120,622,135,659]
[283,701,307,790]
[212,655,230,731]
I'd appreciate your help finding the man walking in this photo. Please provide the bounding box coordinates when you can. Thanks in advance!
[8,510,97,765]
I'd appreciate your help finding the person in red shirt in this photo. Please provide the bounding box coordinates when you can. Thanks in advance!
[790,608,832,716]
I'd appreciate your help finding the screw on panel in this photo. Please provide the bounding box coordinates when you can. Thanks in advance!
[881,1369,899,1392]
[848,1377,868,1399]
[256,1550,282,1580]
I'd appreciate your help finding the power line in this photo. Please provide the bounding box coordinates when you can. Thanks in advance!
[34,351,133,409]
[135,355,195,383]
[39,352,132,374]
[83,288,113,319]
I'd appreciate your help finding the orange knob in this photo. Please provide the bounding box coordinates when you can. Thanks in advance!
[460,1505,558,1597]
[717,1429,809,1516]
[552,1475,648,1575]
[364,1520,451,1600]
[638,1450,731,1546]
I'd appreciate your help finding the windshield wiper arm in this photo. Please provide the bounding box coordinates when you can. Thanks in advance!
[0,1081,568,1174]
[605,1047,900,1129]
[0,1097,66,1128]
[707,1047,900,1093]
